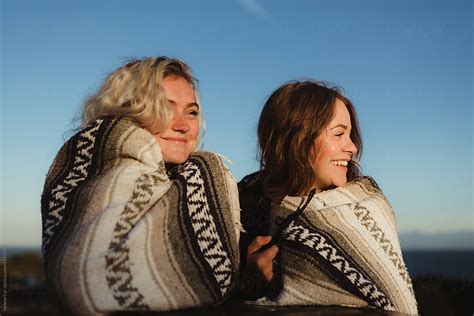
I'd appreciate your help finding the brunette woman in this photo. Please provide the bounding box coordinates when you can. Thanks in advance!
[239,81,418,314]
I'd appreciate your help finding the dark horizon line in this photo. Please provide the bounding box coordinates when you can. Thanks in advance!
[3,245,474,251]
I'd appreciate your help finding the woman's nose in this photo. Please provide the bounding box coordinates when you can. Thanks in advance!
[345,137,357,156]
[171,113,190,133]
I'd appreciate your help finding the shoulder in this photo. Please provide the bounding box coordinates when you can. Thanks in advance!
[180,151,239,197]
[355,176,385,196]
[238,171,265,207]
[238,171,272,236]
[238,171,262,191]
[185,152,236,178]
[188,151,227,165]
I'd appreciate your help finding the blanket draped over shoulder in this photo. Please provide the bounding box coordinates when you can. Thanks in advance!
[41,117,241,315]
[273,177,417,314]
[239,175,417,315]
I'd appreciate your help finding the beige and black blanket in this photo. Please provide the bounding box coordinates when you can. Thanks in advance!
[41,117,241,315]
[267,177,418,314]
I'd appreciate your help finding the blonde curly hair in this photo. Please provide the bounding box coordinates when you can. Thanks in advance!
[82,57,201,135]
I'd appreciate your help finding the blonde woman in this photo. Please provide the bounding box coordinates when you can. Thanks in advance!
[41,57,240,315]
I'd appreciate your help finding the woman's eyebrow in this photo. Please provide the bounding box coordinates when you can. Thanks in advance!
[168,99,200,109]
[187,102,200,109]
[329,124,349,130]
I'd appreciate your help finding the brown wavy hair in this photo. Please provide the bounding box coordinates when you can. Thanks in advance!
[258,80,363,202]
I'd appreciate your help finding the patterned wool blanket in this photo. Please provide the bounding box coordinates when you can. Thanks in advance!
[259,177,418,314]
[41,117,241,315]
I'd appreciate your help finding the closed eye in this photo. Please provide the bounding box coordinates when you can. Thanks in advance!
[187,109,199,117]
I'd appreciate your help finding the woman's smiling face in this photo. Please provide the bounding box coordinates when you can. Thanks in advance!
[311,98,357,191]
[154,75,200,164]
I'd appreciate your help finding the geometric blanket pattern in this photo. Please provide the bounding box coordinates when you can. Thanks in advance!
[41,117,240,315]
[269,177,418,314]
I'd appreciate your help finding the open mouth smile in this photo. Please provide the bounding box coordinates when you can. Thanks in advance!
[330,160,349,167]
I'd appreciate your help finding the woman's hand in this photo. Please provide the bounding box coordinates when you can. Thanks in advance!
[246,236,279,282]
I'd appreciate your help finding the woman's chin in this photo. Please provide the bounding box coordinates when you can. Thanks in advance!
[329,178,348,190]
[163,152,190,165]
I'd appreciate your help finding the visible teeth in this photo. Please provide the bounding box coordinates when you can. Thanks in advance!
[331,160,348,166]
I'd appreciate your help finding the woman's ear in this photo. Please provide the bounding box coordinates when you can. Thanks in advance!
[309,136,320,165]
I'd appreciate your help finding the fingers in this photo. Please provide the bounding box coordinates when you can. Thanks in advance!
[246,236,280,283]
[247,235,272,256]
[261,264,274,282]
[245,236,281,283]
[254,245,279,282]
[255,244,278,263]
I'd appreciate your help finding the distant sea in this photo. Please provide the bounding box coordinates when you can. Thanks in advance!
[403,249,474,280]
[4,247,474,280]
[4,246,42,256]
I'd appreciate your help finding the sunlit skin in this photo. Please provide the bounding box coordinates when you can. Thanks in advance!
[154,76,200,165]
[247,99,357,282]
[245,236,278,282]
[312,98,357,191]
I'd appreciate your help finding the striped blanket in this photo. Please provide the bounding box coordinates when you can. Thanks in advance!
[266,177,418,314]
[41,117,241,315]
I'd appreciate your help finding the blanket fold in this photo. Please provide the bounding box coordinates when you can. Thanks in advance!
[41,117,240,315]
[269,177,418,314]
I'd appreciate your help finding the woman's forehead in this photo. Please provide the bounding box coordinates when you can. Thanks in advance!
[328,99,351,127]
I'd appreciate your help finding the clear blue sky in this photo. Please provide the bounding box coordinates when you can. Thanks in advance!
[1,0,472,246]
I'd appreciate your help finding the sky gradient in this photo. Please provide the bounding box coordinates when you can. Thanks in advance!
[1,0,473,247]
